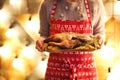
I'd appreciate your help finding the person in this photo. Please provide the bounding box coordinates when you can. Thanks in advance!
[36,0,106,79]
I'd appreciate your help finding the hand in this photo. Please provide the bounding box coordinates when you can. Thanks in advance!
[35,36,46,52]
[94,34,104,49]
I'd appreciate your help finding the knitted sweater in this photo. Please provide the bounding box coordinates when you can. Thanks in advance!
[39,0,106,40]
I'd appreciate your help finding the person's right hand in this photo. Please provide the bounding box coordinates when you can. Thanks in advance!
[35,36,46,52]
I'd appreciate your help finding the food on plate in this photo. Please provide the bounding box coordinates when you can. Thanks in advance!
[42,32,100,52]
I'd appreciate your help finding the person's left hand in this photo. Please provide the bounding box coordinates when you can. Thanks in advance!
[94,34,104,49]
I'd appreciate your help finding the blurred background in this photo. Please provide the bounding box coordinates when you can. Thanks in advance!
[0,0,120,80]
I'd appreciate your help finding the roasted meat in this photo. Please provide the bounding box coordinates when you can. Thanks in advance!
[42,32,100,52]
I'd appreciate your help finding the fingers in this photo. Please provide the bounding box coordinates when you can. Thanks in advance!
[35,40,44,52]
[97,35,103,45]
[35,36,46,52]
[94,34,104,49]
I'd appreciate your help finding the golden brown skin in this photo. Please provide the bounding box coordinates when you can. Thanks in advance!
[42,32,101,52]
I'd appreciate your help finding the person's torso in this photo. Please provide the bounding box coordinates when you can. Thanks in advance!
[44,0,97,25]
[50,0,92,35]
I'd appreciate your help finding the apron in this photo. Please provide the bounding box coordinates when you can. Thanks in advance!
[45,0,98,80]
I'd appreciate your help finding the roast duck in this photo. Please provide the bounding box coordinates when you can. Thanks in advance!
[42,32,100,52]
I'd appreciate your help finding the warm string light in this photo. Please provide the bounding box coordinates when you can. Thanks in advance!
[10,0,21,5]
[100,46,115,60]
[114,1,120,15]
[107,63,120,80]
[21,45,36,59]
[9,0,23,7]
[0,45,11,59]
[0,9,10,24]
[25,15,40,41]
[5,28,19,38]
[26,15,40,33]
[12,57,25,72]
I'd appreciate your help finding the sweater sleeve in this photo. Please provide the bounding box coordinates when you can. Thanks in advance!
[92,0,106,41]
[39,1,50,37]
